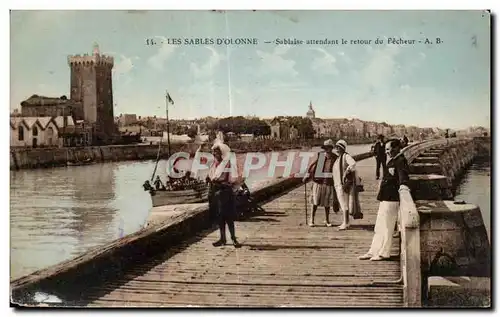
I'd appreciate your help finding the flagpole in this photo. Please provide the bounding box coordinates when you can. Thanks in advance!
[166,91,171,158]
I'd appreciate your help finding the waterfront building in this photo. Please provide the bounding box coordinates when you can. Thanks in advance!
[240,134,255,142]
[351,118,366,136]
[270,118,291,140]
[118,114,138,127]
[393,124,407,137]
[20,95,84,119]
[10,116,72,148]
[17,44,117,146]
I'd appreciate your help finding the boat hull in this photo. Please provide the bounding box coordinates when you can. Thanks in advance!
[150,186,209,207]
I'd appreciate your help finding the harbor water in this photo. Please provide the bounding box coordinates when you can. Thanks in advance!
[454,157,491,240]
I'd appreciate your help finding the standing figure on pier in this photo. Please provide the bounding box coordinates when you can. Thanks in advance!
[206,141,241,248]
[302,139,339,227]
[358,139,410,261]
[372,135,387,180]
[401,135,409,148]
[332,140,359,230]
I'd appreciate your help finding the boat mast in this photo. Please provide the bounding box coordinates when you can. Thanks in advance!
[150,90,173,182]
[165,90,171,158]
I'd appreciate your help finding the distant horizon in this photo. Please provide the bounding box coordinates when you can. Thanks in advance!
[11,10,491,131]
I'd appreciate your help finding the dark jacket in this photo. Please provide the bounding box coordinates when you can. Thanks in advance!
[307,152,337,186]
[373,141,387,160]
[376,154,410,202]
[403,136,409,146]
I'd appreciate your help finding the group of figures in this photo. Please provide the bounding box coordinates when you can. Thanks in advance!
[149,172,205,192]
[303,136,410,261]
[142,135,411,262]
[303,139,364,230]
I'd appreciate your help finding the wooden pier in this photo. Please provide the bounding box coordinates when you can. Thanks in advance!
[85,157,402,307]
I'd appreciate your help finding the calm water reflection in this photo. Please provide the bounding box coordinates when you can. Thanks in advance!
[9,144,370,279]
[454,158,491,241]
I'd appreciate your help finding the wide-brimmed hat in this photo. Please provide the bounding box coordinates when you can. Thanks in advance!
[335,139,347,151]
[321,139,335,150]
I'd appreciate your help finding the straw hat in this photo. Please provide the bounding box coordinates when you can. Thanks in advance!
[321,139,335,150]
[335,139,347,151]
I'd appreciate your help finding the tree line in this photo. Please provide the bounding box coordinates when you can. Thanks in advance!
[206,116,314,138]
[132,115,315,139]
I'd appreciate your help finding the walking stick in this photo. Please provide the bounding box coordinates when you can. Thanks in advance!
[304,182,308,225]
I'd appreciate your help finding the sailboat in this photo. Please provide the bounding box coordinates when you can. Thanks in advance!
[142,91,210,207]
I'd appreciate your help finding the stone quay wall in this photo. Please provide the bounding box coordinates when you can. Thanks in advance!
[402,138,491,305]
[10,143,191,170]
[10,137,373,171]
[408,139,479,200]
[399,138,491,307]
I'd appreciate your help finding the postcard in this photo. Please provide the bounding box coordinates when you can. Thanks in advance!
[9,10,491,308]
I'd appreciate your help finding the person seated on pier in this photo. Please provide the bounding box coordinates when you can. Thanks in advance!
[358,138,410,261]
[332,140,360,230]
[207,142,241,248]
[302,139,339,227]
[234,180,255,216]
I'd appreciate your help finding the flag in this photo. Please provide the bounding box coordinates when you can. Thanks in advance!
[166,92,174,105]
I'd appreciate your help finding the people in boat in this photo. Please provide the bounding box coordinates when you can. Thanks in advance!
[154,175,166,191]
[143,180,153,191]
[358,139,410,261]
[302,139,339,227]
[207,141,241,248]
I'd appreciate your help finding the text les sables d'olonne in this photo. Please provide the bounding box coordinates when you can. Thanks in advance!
[145,37,442,46]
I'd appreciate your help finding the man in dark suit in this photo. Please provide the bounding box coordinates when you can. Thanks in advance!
[359,138,410,261]
[372,135,386,180]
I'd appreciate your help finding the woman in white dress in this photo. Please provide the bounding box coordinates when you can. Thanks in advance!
[358,139,410,261]
[332,140,357,230]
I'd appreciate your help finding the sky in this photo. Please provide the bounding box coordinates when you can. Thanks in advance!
[10,10,490,129]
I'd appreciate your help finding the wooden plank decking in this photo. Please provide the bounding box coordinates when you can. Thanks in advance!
[81,157,402,307]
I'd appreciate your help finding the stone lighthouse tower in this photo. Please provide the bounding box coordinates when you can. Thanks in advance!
[68,43,115,144]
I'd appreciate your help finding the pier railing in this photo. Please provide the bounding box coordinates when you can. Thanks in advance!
[403,137,468,163]
[398,137,469,307]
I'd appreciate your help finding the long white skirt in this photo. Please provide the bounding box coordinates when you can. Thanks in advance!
[368,201,399,258]
[334,185,350,213]
[310,183,334,207]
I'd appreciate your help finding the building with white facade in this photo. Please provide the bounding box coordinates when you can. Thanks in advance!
[10,116,76,148]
